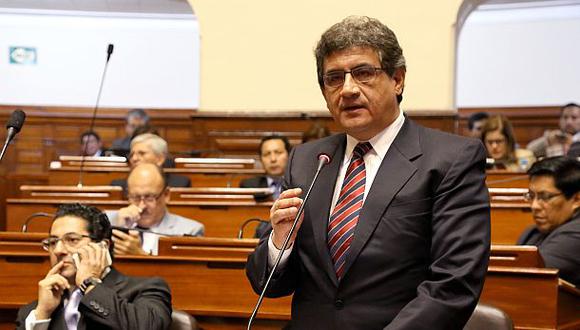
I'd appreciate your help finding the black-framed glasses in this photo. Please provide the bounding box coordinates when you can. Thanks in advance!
[41,233,91,251]
[323,66,386,88]
[127,189,166,204]
[523,191,564,203]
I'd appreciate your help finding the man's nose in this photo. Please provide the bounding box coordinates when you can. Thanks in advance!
[52,239,68,255]
[340,73,360,97]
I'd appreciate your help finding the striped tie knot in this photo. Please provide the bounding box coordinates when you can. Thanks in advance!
[353,142,372,159]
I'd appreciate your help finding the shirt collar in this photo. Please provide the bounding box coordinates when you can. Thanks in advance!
[344,109,405,161]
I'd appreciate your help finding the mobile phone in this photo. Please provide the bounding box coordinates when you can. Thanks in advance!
[72,241,112,269]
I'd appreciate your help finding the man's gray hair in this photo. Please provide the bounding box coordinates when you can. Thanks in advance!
[127,108,150,124]
[315,15,406,102]
[130,133,167,157]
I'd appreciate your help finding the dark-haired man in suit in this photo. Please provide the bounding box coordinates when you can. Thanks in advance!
[518,156,580,286]
[240,135,291,237]
[16,203,172,330]
[246,15,490,329]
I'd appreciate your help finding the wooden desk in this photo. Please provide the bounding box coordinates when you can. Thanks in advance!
[486,170,529,188]
[0,235,578,330]
[6,199,271,238]
[490,202,534,244]
[48,166,265,187]
[0,234,289,329]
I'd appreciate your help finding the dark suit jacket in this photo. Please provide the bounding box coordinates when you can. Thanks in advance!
[240,175,274,237]
[111,173,191,191]
[568,141,580,158]
[246,118,491,329]
[517,213,580,286]
[15,268,172,330]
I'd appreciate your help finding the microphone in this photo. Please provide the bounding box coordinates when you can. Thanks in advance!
[0,109,26,162]
[247,152,332,329]
[237,218,269,239]
[21,212,53,232]
[78,43,115,187]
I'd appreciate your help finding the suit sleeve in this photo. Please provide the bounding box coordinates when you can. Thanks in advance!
[538,222,580,286]
[78,277,172,330]
[386,140,491,329]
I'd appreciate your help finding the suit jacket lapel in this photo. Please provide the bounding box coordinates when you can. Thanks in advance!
[308,134,346,287]
[341,118,422,278]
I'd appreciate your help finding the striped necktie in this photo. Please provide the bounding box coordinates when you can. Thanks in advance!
[328,142,372,279]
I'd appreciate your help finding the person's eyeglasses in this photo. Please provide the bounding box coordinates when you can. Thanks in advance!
[323,66,386,88]
[485,138,506,146]
[523,191,564,203]
[127,190,165,204]
[41,233,91,251]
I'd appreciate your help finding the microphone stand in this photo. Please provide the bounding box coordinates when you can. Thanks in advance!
[78,44,114,187]
[247,154,330,329]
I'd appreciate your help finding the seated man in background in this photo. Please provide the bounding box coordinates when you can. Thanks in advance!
[16,203,172,330]
[240,135,291,201]
[518,156,580,286]
[111,133,190,189]
[467,111,489,139]
[302,122,331,143]
[79,131,104,157]
[240,135,291,238]
[111,108,149,156]
[108,163,204,256]
[527,103,580,158]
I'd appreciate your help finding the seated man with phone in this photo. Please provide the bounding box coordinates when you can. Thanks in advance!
[16,203,172,330]
[107,163,204,256]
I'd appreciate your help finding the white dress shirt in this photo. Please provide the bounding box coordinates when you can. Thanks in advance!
[268,110,406,267]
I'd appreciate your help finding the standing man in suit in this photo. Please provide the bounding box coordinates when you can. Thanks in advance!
[108,163,204,256]
[517,156,580,286]
[16,203,172,330]
[246,16,490,329]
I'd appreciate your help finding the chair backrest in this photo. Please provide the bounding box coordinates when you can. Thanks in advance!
[464,303,513,330]
[170,310,198,330]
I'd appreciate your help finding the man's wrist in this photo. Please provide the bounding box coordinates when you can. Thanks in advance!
[34,307,51,320]
[79,277,102,294]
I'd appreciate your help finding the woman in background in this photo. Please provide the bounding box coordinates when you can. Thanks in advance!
[481,115,535,171]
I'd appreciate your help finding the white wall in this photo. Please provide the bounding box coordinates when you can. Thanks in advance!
[0,10,200,109]
[456,4,580,107]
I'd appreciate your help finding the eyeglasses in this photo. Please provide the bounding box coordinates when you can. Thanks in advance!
[127,189,165,204]
[485,138,506,146]
[323,66,386,88]
[523,191,564,203]
[41,233,91,251]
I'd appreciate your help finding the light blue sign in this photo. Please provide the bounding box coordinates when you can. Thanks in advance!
[9,46,37,65]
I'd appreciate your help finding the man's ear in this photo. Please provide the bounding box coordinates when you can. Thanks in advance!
[572,191,580,210]
[164,187,171,203]
[393,67,406,96]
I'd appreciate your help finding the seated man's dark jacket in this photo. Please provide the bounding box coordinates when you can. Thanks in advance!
[15,267,172,330]
[568,141,580,158]
[240,175,273,237]
[517,212,580,286]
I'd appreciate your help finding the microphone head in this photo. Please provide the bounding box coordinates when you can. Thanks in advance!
[6,109,26,133]
[318,153,331,165]
[107,44,114,55]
